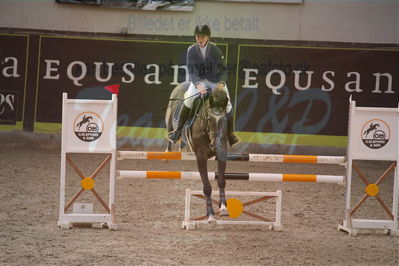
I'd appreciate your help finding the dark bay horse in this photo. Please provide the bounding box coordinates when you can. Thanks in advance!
[165,81,229,221]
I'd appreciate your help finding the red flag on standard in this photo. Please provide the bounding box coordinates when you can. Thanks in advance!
[105,84,120,95]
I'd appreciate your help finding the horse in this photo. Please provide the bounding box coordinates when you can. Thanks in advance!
[165,81,229,221]
[76,115,93,130]
[363,122,380,137]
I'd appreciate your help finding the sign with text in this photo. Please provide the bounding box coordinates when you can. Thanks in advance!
[56,0,194,11]
[235,45,398,136]
[36,36,227,130]
[0,34,28,126]
[348,100,398,161]
[2,31,396,142]
[0,90,18,125]
[63,93,117,153]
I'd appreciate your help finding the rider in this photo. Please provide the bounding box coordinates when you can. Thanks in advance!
[166,24,240,147]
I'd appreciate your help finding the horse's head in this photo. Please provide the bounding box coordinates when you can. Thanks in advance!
[209,87,228,114]
[206,87,228,157]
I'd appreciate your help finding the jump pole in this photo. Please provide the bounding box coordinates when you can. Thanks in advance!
[117,151,345,165]
[117,170,344,184]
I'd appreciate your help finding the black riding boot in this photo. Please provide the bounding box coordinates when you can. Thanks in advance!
[226,111,240,147]
[167,105,191,143]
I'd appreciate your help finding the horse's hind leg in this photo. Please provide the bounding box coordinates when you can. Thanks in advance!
[196,156,215,221]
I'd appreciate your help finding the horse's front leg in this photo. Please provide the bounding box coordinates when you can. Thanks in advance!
[217,157,228,216]
[196,154,215,221]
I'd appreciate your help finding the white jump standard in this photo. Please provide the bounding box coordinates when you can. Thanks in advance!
[338,99,399,236]
[58,93,118,230]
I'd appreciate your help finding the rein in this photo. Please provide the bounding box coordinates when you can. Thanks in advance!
[161,92,200,110]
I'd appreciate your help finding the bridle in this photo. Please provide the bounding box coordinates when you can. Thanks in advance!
[197,95,227,150]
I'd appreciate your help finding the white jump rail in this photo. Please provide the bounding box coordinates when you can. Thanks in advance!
[117,170,344,184]
[117,151,346,165]
[182,189,283,230]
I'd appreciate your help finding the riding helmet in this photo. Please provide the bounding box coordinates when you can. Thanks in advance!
[194,25,211,37]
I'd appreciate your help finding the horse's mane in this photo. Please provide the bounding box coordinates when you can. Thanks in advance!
[209,87,228,110]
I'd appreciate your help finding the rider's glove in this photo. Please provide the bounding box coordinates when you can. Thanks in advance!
[195,82,207,95]
[216,82,225,90]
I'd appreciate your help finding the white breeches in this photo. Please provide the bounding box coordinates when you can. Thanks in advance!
[183,80,232,113]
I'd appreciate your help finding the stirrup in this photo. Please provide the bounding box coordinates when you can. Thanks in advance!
[166,129,181,144]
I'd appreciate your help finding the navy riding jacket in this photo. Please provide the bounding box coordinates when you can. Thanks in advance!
[186,42,228,86]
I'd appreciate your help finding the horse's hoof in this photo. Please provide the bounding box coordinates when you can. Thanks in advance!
[219,204,229,217]
[207,215,216,223]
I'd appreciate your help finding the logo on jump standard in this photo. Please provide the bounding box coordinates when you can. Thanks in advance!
[361,119,390,149]
[73,112,104,142]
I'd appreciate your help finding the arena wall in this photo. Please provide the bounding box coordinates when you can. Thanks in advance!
[0,1,398,43]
